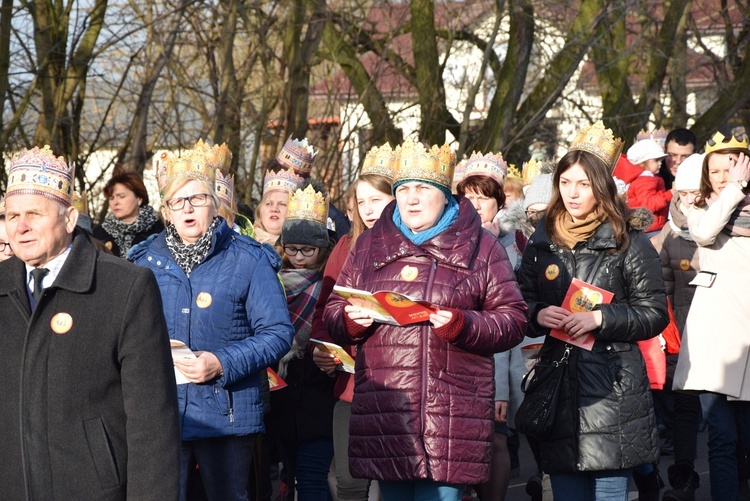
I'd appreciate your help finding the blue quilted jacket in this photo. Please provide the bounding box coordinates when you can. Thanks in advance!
[132,219,294,439]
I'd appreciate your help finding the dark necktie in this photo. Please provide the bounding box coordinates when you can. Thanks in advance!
[31,268,49,303]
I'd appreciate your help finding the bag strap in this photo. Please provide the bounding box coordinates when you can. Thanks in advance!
[582,250,606,284]
[520,345,571,392]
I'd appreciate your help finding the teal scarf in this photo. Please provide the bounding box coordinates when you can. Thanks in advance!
[392,195,460,245]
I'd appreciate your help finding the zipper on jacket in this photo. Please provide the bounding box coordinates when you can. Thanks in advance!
[421,258,438,462]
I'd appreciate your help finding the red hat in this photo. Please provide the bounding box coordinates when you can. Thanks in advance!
[612,154,642,184]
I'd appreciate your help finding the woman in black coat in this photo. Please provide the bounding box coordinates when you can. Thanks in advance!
[517,123,669,501]
[93,168,164,257]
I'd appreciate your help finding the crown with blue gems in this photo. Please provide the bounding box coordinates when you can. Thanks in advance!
[263,167,305,196]
[569,121,623,171]
[286,184,329,225]
[6,145,75,206]
[705,131,749,155]
[393,140,456,190]
[361,143,396,181]
[277,136,318,177]
[463,151,508,186]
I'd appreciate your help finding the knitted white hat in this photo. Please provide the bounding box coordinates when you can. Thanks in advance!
[627,139,667,165]
[523,173,553,211]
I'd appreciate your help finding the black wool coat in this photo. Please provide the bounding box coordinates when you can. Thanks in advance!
[0,230,180,500]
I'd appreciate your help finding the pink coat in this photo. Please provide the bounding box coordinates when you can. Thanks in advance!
[323,197,528,484]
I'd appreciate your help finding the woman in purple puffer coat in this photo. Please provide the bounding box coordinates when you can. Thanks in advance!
[324,141,528,501]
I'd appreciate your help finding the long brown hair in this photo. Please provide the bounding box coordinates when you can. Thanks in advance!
[545,150,631,251]
[349,174,393,249]
[696,148,750,208]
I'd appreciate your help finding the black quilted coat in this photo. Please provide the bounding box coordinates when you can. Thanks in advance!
[517,217,669,473]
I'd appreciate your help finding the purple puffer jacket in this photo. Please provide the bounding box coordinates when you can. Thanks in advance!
[324,197,528,485]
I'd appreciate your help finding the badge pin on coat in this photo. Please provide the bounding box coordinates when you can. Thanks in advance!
[196,292,213,308]
[545,264,560,280]
[50,313,73,334]
[401,265,418,282]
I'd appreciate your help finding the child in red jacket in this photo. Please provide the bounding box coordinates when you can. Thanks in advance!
[626,139,672,234]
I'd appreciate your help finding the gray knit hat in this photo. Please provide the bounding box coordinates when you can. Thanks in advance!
[281,178,330,248]
[523,173,553,211]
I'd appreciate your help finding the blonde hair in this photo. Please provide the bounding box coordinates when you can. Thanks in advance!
[161,175,220,218]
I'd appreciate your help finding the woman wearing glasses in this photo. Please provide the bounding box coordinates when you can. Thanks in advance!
[131,152,294,501]
[269,180,337,499]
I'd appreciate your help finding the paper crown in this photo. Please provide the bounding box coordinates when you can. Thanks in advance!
[705,131,749,155]
[635,128,668,150]
[393,140,456,190]
[195,139,232,174]
[361,143,396,180]
[277,136,317,177]
[569,121,623,170]
[507,164,522,181]
[6,146,74,206]
[215,171,235,208]
[463,151,508,186]
[73,191,88,215]
[286,184,329,225]
[156,139,231,197]
[522,158,544,186]
[263,167,304,197]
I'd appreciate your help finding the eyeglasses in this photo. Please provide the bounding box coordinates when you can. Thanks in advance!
[165,193,211,211]
[525,209,543,218]
[0,242,10,252]
[283,246,317,257]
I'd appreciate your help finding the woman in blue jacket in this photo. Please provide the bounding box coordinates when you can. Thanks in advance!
[132,153,294,501]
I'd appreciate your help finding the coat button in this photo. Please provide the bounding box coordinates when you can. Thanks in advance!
[606,345,612,351]
[148,256,152,261]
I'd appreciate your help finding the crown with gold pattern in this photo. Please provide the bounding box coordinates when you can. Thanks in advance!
[286,184,329,225]
[194,139,232,175]
[361,143,396,181]
[263,167,304,197]
[277,136,317,177]
[215,171,235,208]
[393,140,456,191]
[705,131,749,155]
[522,158,543,186]
[73,191,89,215]
[156,147,216,198]
[507,164,522,181]
[463,151,508,186]
[569,121,623,170]
[6,145,74,206]
[451,159,468,192]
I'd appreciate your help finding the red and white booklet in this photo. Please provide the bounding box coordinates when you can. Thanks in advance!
[549,278,613,351]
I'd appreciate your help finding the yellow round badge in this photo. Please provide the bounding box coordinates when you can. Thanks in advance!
[679,259,690,271]
[545,264,560,280]
[400,265,418,282]
[196,292,213,309]
[50,313,73,335]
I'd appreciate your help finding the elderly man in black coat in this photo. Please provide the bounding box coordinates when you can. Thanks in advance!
[0,146,180,500]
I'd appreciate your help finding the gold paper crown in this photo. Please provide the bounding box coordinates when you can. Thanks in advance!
[277,136,317,177]
[156,148,216,198]
[215,171,235,208]
[286,184,329,225]
[393,140,456,190]
[194,139,232,175]
[522,158,543,186]
[463,151,508,186]
[569,121,623,170]
[72,191,88,215]
[361,143,396,180]
[7,145,74,206]
[507,164,522,181]
[263,167,304,196]
[705,131,749,155]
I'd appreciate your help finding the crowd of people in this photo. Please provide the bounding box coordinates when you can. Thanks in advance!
[0,120,748,501]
